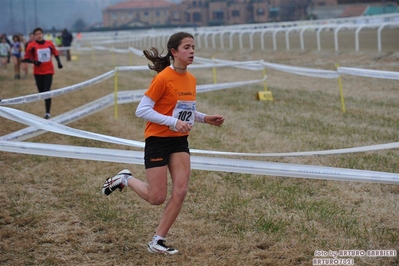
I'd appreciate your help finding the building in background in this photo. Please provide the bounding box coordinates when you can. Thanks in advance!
[102,0,399,29]
[103,0,300,28]
[170,0,209,27]
[103,0,174,28]
[309,0,398,19]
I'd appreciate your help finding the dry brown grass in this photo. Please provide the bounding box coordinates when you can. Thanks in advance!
[0,39,398,266]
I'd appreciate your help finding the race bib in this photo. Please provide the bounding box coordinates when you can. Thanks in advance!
[37,48,51,62]
[169,100,196,131]
[11,43,20,54]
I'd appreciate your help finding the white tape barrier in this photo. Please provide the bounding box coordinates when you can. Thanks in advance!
[111,47,132,54]
[114,65,148,72]
[196,78,266,93]
[190,62,260,70]
[1,77,397,156]
[1,141,398,185]
[0,141,143,164]
[0,57,396,156]
[114,63,255,72]
[91,45,110,51]
[93,46,263,71]
[193,58,398,80]
[92,45,142,52]
[0,53,395,183]
[0,90,145,142]
[215,59,264,71]
[0,70,115,106]
[87,46,399,79]
[194,57,264,71]
[190,142,399,157]
[0,73,263,107]
[0,106,145,148]
[1,94,399,157]
[57,47,72,51]
[0,79,263,142]
[77,45,399,80]
[115,59,264,71]
[129,47,144,56]
[76,47,93,51]
[95,39,137,45]
[338,67,399,80]
[262,62,340,79]
[0,63,263,105]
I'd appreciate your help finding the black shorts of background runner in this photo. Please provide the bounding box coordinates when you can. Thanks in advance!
[144,136,190,169]
[34,74,53,114]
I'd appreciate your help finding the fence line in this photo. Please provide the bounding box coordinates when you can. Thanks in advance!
[1,54,397,107]
[71,13,399,53]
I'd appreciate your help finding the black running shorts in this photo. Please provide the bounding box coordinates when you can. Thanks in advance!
[144,136,190,169]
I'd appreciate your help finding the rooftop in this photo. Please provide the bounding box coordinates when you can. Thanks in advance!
[105,0,173,11]
[340,4,368,17]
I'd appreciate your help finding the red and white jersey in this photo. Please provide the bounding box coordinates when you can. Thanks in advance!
[24,40,59,75]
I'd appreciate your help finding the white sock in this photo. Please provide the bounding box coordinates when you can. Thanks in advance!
[152,235,165,243]
[122,174,132,187]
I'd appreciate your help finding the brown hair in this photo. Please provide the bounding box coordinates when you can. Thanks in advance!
[143,32,194,73]
[33,27,43,34]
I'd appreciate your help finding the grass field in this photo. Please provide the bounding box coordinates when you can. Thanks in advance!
[0,38,398,266]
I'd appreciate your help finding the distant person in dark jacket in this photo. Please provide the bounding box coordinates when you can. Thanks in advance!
[61,28,73,61]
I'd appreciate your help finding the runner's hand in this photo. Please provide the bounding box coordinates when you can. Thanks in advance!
[204,115,225,127]
[175,120,192,133]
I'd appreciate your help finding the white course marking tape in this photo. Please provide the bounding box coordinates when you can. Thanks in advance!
[1,141,398,185]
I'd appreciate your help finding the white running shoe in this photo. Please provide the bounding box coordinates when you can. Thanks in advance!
[101,169,131,196]
[147,240,179,254]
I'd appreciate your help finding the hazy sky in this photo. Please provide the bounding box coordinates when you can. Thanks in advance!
[0,0,180,35]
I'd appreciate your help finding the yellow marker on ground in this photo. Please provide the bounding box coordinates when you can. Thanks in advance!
[257,68,273,101]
